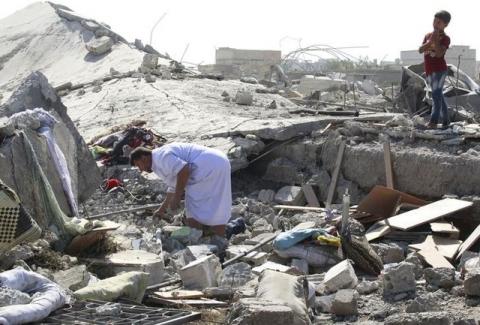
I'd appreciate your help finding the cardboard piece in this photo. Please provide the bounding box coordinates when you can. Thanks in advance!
[356,186,426,223]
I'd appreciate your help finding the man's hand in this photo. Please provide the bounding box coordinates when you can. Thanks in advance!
[153,205,166,219]
[170,196,181,210]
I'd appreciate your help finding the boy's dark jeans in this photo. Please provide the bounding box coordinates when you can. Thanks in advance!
[427,70,449,126]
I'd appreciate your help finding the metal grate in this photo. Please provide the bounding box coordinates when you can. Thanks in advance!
[43,300,201,325]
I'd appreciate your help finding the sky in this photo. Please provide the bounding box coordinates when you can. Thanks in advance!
[1,0,478,65]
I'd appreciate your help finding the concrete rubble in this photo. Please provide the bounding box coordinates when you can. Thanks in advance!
[1,1,480,325]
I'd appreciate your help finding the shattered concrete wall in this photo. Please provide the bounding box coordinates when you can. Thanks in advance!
[320,135,480,200]
[0,71,101,227]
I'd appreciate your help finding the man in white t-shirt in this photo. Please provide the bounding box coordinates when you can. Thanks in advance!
[130,143,232,236]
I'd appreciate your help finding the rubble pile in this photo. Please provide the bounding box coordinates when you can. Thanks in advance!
[1,2,480,325]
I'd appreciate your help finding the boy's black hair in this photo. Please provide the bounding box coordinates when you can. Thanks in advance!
[435,10,451,25]
[129,147,152,166]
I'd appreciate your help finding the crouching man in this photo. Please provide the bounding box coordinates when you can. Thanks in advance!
[130,143,232,236]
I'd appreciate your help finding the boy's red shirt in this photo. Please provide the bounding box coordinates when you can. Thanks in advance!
[423,32,450,76]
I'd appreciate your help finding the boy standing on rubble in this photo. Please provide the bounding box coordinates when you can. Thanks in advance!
[130,143,232,236]
[419,10,451,129]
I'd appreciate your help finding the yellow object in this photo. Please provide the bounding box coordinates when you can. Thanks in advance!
[316,234,341,247]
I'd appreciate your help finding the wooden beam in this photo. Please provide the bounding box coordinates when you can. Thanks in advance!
[383,141,394,189]
[274,205,326,212]
[418,249,454,269]
[302,184,320,207]
[387,198,472,231]
[430,221,460,239]
[326,140,346,209]
[456,224,480,260]
[365,220,391,242]
[153,290,204,300]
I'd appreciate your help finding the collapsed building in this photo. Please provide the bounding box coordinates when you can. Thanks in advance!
[1,2,480,325]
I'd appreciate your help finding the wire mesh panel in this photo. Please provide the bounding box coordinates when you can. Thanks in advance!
[43,300,201,325]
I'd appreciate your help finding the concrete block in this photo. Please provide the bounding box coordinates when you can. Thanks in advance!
[371,242,405,264]
[234,90,253,105]
[85,36,113,55]
[91,250,164,286]
[186,244,217,260]
[275,186,305,206]
[383,262,416,297]
[331,289,359,316]
[323,260,358,293]
[464,268,480,296]
[227,298,295,325]
[315,294,334,313]
[424,267,455,290]
[53,265,90,291]
[179,254,222,290]
[219,262,252,288]
[252,261,292,275]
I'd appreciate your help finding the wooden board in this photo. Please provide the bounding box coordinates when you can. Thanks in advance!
[456,224,480,260]
[302,184,320,207]
[148,296,227,307]
[383,141,394,189]
[326,140,346,209]
[430,222,459,237]
[274,205,325,212]
[418,249,454,269]
[365,220,391,242]
[409,235,462,260]
[154,290,204,300]
[387,198,472,231]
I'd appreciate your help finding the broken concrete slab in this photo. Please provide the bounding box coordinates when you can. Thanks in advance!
[315,294,334,314]
[53,264,90,291]
[86,250,164,286]
[218,262,252,288]
[424,267,456,290]
[227,298,295,325]
[258,189,275,203]
[371,242,405,264]
[85,36,114,55]
[186,244,217,260]
[323,259,358,293]
[331,289,359,316]
[464,268,480,296]
[179,254,222,290]
[263,158,302,184]
[383,262,416,298]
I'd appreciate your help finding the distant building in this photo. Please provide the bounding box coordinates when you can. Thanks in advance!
[400,45,477,78]
[199,47,281,79]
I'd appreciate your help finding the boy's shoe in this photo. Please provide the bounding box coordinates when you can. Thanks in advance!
[427,122,437,129]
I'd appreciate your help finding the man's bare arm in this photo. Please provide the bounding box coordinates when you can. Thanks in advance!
[171,165,190,209]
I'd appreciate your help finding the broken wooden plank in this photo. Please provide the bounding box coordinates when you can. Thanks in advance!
[383,141,394,189]
[302,184,320,207]
[365,220,391,242]
[456,224,480,260]
[274,205,325,212]
[326,140,346,209]
[387,198,472,231]
[147,296,228,307]
[417,249,454,269]
[430,221,460,239]
[153,290,204,300]
[409,235,462,260]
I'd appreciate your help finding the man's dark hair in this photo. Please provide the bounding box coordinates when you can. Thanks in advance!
[129,147,152,166]
[435,10,451,25]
